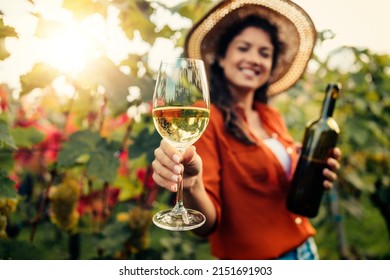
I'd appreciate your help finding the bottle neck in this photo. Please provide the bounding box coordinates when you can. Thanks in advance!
[320,84,340,119]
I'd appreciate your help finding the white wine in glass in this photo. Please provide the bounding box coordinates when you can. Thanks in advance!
[152,58,210,231]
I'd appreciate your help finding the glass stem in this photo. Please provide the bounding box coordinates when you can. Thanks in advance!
[172,148,189,224]
[175,176,185,211]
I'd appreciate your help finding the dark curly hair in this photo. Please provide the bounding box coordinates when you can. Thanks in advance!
[210,15,284,145]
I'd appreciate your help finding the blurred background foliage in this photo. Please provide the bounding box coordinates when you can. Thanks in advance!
[0,0,389,260]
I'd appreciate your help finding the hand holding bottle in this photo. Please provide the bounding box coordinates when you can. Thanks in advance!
[323,147,342,189]
[294,144,341,189]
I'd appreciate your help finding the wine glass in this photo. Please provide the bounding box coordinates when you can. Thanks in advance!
[152,58,210,231]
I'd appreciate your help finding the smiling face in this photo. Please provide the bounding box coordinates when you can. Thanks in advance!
[219,26,274,96]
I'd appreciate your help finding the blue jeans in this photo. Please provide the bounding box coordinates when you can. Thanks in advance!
[277,237,319,260]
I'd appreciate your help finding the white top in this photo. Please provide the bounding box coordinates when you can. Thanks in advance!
[263,138,291,175]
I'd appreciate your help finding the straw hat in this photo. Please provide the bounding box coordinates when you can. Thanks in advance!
[184,0,316,96]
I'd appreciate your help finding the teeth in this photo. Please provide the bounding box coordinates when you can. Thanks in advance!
[241,68,257,76]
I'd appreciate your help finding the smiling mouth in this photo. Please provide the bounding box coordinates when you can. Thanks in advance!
[240,68,260,77]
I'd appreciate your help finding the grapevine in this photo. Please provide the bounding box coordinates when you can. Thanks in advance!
[49,175,81,231]
[0,197,18,238]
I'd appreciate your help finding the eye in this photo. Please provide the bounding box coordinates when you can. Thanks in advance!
[237,46,249,52]
[259,49,272,59]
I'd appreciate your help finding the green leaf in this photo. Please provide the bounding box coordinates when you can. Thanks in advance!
[175,0,214,23]
[78,56,134,117]
[114,175,142,201]
[0,239,44,259]
[0,19,18,38]
[19,63,60,96]
[0,149,14,172]
[116,0,156,42]
[86,139,120,182]
[10,126,45,148]
[0,38,10,60]
[58,130,120,182]
[57,130,101,167]
[129,128,161,164]
[97,221,130,256]
[0,119,16,149]
[119,56,156,102]
[62,0,107,19]
[0,170,17,198]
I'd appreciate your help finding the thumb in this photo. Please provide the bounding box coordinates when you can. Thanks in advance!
[295,142,302,153]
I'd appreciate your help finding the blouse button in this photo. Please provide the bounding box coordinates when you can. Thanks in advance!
[286,147,294,154]
[295,217,302,225]
[272,133,278,139]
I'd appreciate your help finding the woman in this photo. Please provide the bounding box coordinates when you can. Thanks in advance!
[152,0,341,259]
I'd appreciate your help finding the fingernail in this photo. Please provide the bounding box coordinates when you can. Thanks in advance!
[171,184,177,192]
[323,169,330,176]
[173,164,182,174]
[171,174,179,182]
[173,154,181,163]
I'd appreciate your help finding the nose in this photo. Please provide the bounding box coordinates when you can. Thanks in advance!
[246,49,263,65]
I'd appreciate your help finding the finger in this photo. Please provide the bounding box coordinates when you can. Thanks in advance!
[152,158,182,183]
[326,157,340,171]
[154,145,183,174]
[294,142,302,153]
[152,171,178,192]
[332,147,342,160]
[323,168,337,182]
[160,139,182,164]
[323,180,333,189]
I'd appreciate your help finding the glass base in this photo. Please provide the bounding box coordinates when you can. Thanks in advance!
[153,209,206,231]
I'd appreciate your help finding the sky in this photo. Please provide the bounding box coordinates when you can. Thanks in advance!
[0,0,389,93]
[294,0,390,55]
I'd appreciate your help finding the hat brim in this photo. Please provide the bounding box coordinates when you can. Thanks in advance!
[184,0,316,96]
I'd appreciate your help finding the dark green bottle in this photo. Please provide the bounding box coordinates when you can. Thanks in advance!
[286,83,341,217]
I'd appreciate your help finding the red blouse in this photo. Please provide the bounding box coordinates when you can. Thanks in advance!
[194,103,315,259]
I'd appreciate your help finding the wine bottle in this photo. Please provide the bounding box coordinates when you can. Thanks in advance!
[286,83,341,218]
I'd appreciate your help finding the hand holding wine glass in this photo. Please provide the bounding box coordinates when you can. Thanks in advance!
[152,58,210,231]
